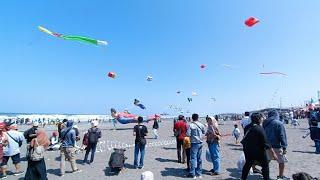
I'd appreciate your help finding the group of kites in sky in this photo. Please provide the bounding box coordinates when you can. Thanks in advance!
[37,17,288,122]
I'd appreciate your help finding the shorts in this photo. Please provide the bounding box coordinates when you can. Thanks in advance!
[267,148,288,164]
[1,153,21,167]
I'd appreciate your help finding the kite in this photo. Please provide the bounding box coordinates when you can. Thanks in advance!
[192,92,197,96]
[111,108,155,124]
[245,17,260,27]
[211,98,216,102]
[146,76,153,81]
[134,99,146,109]
[222,64,232,69]
[38,26,108,46]
[177,91,181,94]
[187,98,193,102]
[259,72,287,76]
[200,64,206,69]
[108,72,116,79]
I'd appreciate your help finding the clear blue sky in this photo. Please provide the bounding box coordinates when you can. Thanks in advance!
[1,0,320,115]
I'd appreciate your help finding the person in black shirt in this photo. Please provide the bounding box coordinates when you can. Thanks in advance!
[133,117,148,169]
[152,118,159,139]
[241,113,278,180]
[23,122,39,158]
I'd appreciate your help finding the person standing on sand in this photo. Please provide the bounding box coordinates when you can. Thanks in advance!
[24,122,38,158]
[83,121,101,164]
[240,112,251,131]
[241,113,278,180]
[152,118,159,139]
[173,115,188,163]
[263,110,289,180]
[133,117,148,169]
[186,114,206,179]
[206,116,221,176]
[60,120,82,177]
[24,129,50,180]
[2,124,25,179]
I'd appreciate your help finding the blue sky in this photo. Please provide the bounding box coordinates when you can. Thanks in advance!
[1,0,320,115]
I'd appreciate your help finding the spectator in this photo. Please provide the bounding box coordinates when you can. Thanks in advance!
[173,115,188,163]
[241,113,278,180]
[60,120,82,177]
[133,117,148,169]
[83,121,101,164]
[240,112,251,130]
[186,114,206,179]
[206,116,221,176]
[152,118,159,139]
[263,110,289,180]
[2,124,25,178]
[24,129,50,180]
[23,122,38,158]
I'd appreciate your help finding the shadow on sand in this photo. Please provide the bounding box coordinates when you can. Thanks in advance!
[230,147,243,151]
[47,168,61,176]
[225,143,242,147]
[162,147,176,150]
[110,128,133,131]
[292,150,316,154]
[160,167,186,178]
[155,158,178,163]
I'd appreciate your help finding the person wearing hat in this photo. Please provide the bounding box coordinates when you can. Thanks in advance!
[2,124,25,178]
[23,122,38,159]
[83,120,101,164]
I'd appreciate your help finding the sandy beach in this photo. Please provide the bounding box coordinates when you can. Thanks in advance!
[5,119,320,180]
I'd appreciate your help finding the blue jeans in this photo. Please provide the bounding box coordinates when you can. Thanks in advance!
[189,143,202,176]
[134,143,146,167]
[84,143,97,163]
[315,140,320,153]
[208,143,221,173]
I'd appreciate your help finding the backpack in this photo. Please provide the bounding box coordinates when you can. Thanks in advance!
[30,138,45,161]
[109,148,126,172]
[88,128,100,144]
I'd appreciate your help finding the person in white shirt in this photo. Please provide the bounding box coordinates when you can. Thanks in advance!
[2,124,25,178]
[232,124,241,144]
[240,112,251,130]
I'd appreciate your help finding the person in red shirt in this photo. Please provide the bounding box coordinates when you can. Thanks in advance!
[173,115,188,163]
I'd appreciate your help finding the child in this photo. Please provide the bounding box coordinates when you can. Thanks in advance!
[232,124,241,144]
[183,136,191,172]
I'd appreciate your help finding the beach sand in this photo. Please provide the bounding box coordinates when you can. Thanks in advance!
[8,119,320,180]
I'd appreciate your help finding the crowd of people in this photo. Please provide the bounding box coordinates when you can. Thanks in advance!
[0,108,319,180]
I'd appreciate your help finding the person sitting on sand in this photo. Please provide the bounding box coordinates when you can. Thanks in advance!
[48,131,60,151]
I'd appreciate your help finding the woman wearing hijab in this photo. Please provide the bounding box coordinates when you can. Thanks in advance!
[206,116,221,175]
[24,129,50,180]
